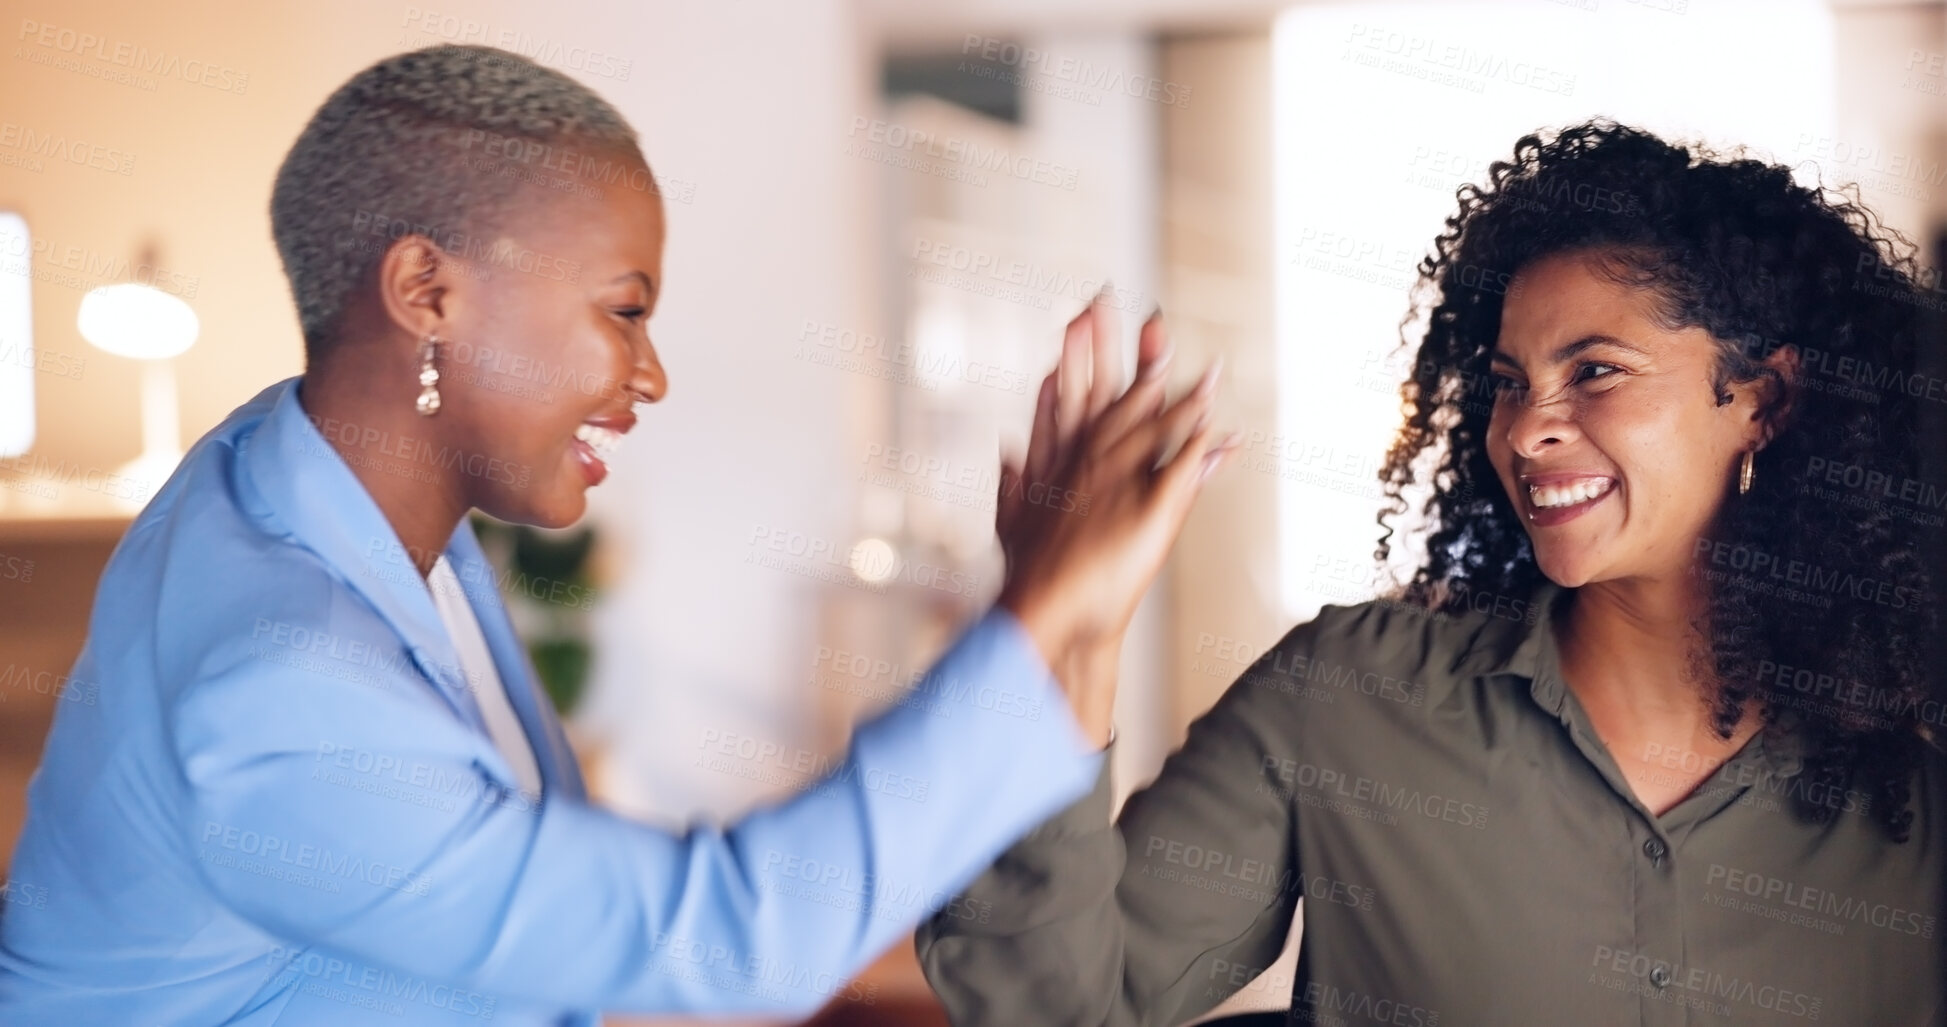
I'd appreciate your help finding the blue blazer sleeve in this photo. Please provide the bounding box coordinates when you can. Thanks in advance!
[171,604,1101,1018]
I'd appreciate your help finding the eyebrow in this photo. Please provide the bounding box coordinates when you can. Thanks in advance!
[1489,333,1648,368]
[611,270,657,294]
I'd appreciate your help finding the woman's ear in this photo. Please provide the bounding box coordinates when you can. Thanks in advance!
[1752,342,1803,448]
[375,234,454,341]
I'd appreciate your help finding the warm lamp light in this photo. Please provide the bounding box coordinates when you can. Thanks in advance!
[76,281,199,503]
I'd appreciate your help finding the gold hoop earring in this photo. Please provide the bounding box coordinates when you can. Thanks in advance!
[415,335,442,416]
[1738,450,1755,495]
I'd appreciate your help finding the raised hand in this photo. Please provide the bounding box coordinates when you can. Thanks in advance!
[996,291,1240,747]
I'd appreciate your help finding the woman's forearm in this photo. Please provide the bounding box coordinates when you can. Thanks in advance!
[917,651,1305,1027]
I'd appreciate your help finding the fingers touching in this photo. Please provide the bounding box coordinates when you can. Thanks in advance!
[1105,355,1223,473]
[1092,310,1174,446]
[1040,297,1236,492]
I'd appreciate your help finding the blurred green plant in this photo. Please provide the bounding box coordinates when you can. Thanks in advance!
[468,512,599,717]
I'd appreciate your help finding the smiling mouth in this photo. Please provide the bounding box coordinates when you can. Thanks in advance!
[1527,476,1616,510]
[573,423,624,461]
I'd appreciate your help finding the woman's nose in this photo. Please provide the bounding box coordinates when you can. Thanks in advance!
[630,338,668,404]
[1501,390,1577,456]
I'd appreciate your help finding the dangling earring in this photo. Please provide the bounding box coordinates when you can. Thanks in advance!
[415,335,442,416]
[1738,450,1755,495]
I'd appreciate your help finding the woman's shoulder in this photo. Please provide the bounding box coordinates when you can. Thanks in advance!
[1215,584,1555,722]
[1280,585,1546,675]
[119,433,340,619]
[95,444,380,697]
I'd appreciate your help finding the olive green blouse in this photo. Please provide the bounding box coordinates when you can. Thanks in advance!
[917,583,1945,1026]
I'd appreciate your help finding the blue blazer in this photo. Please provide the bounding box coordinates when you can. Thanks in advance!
[0,376,1100,1025]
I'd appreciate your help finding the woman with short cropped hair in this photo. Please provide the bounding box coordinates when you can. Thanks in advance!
[0,44,1237,1026]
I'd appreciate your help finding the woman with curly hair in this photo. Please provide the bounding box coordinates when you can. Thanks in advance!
[917,119,1946,1024]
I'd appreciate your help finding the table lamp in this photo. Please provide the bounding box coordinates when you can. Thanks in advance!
[75,277,199,504]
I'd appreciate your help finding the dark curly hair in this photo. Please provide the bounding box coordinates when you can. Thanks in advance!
[1374,118,1943,841]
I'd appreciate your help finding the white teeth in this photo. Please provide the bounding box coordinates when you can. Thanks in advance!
[1528,478,1613,509]
[573,423,623,460]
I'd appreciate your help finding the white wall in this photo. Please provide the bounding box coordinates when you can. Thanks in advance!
[1014,31,1172,800]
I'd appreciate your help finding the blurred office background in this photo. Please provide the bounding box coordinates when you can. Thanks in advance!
[1,0,1941,1023]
